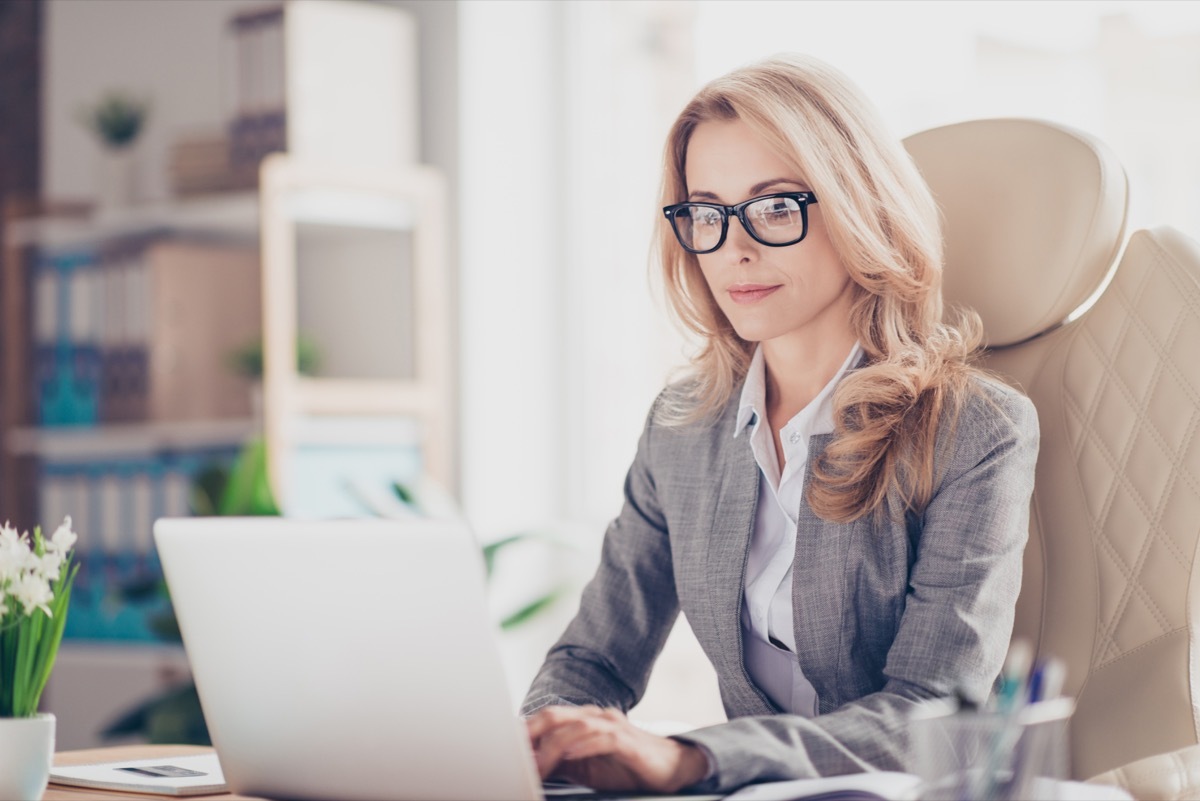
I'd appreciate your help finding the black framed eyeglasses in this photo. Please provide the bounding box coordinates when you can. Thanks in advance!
[662,191,818,254]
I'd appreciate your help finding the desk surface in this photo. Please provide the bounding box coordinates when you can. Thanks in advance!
[48,745,255,801]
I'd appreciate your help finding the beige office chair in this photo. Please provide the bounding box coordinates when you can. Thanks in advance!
[904,119,1200,801]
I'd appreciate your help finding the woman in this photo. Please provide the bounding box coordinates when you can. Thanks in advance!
[523,54,1039,795]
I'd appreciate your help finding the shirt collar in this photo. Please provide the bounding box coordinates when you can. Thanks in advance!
[735,346,767,437]
[733,341,864,439]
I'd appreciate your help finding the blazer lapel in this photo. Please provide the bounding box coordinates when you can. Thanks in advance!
[792,431,855,713]
[706,413,777,715]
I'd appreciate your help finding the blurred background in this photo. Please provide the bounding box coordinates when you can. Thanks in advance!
[1,0,1197,750]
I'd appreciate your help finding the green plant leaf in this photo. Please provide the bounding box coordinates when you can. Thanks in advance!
[111,575,165,603]
[189,464,229,516]
[30,560,78,712]
[147,607,182,642]
[13,606,39,716]
[0,614,15,715]
[228,335,320,379]
[499,588,566,631]
[102,682,209,745]
[79,92,148,147]
[481,534,529,580]
[391,481,417,507]
[217,439,280,516]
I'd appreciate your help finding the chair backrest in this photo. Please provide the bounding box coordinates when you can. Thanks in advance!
[906,119,1200,779]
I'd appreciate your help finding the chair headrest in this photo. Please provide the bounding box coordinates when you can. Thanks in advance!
[903,119,1128,347]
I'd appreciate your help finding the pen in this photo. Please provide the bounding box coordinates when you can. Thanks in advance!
[972,640,1033,800]
[996,655,1067,799]
[996,639,1033,713]
[1032,658,1065,703]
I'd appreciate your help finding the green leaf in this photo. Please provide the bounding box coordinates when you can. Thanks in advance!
[13,608,38,716]
[79,92,148,147]
[0,615,15,715]
[391,481,416,507]
[481,534,529,580]
[227,335,320,379]
[218,439,280,517]
[499,589,566,631]
[189,464,230,516]
[30,560,78,710]
[147,608,182,642]
[102,682,209,745]
[111,575,166,603]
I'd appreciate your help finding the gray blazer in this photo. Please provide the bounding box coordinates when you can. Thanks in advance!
[522,375,1039,793]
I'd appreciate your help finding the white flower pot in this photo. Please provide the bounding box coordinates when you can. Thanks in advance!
[0,713,56,801]
[97,147,137,210]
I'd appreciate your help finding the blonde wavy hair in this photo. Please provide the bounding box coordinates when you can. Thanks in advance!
[656,54,984,523]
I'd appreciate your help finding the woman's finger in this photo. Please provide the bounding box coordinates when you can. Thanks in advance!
[526,704,602,742]
[531,717,606,779]
[561,727,621,761]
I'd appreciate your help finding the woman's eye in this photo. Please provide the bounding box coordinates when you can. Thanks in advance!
[753,200,800,227]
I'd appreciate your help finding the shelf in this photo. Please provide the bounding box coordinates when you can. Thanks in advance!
[6,192,260,251]
[6,418,258,460]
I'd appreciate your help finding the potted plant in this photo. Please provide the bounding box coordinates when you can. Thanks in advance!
[0,517,79,800]
[228,335,320,421]
[78,91,150,209]
[102,439,279,746]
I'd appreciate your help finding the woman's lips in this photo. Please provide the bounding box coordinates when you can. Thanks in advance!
[727,284,782,305]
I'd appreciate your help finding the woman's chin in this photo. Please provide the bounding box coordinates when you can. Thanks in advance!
[726,321,778,344]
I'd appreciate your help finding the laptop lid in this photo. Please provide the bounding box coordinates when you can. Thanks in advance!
[154,517,543,801]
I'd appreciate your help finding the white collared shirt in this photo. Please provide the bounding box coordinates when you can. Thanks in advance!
[734,341,863,716]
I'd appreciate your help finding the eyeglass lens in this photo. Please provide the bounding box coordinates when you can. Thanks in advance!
[675,195,806,252]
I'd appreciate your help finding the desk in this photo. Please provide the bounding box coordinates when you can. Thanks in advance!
[47,745,255,801]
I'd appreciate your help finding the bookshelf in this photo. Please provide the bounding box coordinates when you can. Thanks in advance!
[6,0,441,749]
[259,155,452,512]
[6,192,259,251]
[1,195,265,643]
[2,164,455,621]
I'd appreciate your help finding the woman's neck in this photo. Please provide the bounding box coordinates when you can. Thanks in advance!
[762,326,858,423]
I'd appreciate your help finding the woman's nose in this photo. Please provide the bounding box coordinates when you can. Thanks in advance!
[723,215,758,262]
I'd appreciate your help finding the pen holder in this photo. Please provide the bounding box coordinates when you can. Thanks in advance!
[909,697,1074,801]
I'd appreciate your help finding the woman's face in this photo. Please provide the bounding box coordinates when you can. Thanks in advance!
[684,118,855,351]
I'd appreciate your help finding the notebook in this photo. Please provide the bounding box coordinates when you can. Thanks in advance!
[49,753,226,797]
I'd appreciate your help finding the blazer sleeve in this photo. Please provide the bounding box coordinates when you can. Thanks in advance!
[521,401,681,716]
[674,387,1040,793]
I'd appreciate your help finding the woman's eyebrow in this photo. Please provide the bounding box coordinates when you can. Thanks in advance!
[687,178,808,202]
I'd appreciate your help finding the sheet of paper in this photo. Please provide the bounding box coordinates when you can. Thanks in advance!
[50,753,225,793]
[724,771,921,801]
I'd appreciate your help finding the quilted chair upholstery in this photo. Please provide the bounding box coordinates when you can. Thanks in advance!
[905,119,1200,800]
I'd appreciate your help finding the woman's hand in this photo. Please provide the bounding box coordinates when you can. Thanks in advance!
[525,705,709,793]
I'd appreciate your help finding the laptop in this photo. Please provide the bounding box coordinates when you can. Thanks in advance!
[154,516,545,801]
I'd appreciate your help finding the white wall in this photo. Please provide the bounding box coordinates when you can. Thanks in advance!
[457,0,570,540]
[692,0,1200,241]
[457,0,726,727]
[456,0,698,540]
[44,0,264,203]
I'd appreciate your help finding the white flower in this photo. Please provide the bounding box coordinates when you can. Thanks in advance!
[0,545,20,584]
[49,516,77,554]
[10,572,54,617]
[0,516,75,621]
[0,524,35,584]
[38,550,64,582]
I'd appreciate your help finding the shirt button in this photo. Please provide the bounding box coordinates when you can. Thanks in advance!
[788,431,802,444]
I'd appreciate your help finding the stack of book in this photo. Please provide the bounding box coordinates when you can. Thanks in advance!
[31,237,262,426]
[227,5,286,172]
[39,438,245,641]
[168,134,258,197]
